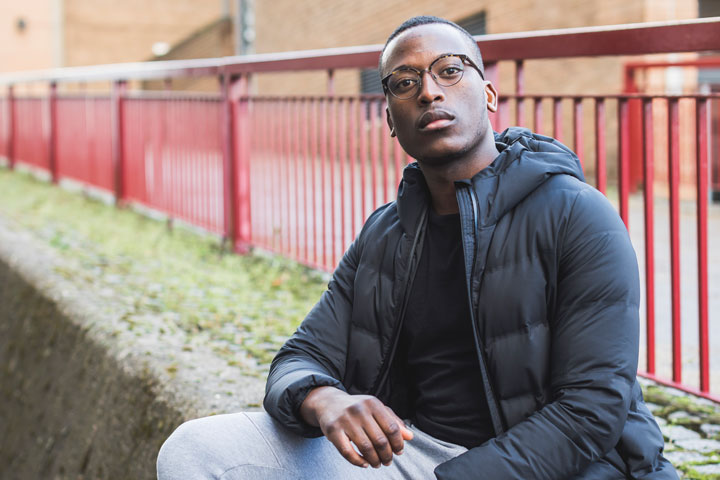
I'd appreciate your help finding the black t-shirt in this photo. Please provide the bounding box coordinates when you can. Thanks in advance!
[398,209,494,449]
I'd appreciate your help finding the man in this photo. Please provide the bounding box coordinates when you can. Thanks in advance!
[158,16,676,479]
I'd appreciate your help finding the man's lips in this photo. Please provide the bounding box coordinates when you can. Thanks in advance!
[417,109,456,131]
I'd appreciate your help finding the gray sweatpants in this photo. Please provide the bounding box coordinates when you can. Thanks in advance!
[157,412,467,479]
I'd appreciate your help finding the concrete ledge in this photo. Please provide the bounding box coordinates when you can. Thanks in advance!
[0,217,265,480]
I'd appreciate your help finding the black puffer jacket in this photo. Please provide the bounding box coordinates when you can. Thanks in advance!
[265,128,677,479]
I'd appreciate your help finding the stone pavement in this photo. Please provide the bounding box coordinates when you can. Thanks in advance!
[639,377,720,479]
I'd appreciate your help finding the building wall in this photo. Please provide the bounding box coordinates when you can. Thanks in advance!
[1,0,233,78]
[142,17,235,92]
[0,0,56,74]
[252,0,653,96]
[63,0,230,67]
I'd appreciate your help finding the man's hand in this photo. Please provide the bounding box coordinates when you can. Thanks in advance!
[300,386,414,469]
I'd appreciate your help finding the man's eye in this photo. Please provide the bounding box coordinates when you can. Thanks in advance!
[392,77,418,91]
[438,66,462,77]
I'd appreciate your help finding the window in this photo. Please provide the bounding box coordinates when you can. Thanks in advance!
[360,68,383,95]
[456,11,486,36]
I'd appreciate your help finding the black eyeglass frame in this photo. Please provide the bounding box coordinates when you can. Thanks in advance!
[381,53,486,100]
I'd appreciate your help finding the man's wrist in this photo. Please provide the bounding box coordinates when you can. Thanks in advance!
[299,386,346,427]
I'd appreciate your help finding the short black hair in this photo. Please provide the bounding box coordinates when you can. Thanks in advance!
[379,15,485,77]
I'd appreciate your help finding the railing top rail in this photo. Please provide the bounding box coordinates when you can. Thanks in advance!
[625,56,720,70]
[1,17,719,86]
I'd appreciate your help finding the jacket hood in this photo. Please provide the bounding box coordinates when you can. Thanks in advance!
[397,127,585,231]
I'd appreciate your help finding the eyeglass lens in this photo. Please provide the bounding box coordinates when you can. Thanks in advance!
[387,55,466,98]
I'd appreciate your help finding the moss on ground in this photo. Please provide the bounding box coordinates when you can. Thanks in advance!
[0,168,327,371]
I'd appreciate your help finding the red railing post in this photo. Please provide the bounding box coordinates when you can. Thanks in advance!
[573,97,583,170]
[553,97,562,141]
[234,74,252,253]
[515,60,525,127]
[310,97,318,265]
[48,82,59,184]
[292,97,301,260]
[221,71,251,253]
[110,80,126,205]
[220,72,236,250]
[618,98,630,228]
[7,85,15,169]
[696,98,709,392]
[595,98,606,194]
[668,98,682,384]
[329,96,337,266]
[348,98,357,239]
[642,98,655,375]
[534,97,543,135]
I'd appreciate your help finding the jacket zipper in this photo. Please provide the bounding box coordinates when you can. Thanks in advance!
[460,184,505,436]
[371,208,427,396]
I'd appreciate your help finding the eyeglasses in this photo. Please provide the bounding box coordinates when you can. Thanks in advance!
[381,53,485,100]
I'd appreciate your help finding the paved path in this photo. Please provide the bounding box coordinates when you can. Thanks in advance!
[640,377,720,479]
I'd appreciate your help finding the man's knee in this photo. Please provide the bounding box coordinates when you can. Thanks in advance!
[157,416,226,479]
[157,413,294,480]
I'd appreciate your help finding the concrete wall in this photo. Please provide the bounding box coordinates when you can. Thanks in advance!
[0,266,179,479]
[0,217,264,479]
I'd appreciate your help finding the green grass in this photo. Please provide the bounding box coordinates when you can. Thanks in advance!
[0,167,328,369]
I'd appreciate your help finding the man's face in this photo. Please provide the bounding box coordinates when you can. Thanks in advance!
[382,24,496,164]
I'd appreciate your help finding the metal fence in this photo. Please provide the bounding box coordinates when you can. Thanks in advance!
[1,18,719,402]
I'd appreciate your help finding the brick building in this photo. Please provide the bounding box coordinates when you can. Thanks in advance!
[251,0,700,96]
[0,0,235,74]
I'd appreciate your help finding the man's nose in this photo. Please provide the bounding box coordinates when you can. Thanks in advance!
[416,71,444,104]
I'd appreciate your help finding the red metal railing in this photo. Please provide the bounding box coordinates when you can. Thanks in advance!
[122,92,226,233]
[1,18,719,401]
[0,97,8,160]
[492,93,718,399]
[246,96,409,269]
[13,97,50,172]
[625,57,720,199]
[56,95,114,191]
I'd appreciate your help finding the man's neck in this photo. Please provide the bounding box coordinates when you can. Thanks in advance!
[420,142,500,215]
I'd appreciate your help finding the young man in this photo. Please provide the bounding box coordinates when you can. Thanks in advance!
[158,16,676,479]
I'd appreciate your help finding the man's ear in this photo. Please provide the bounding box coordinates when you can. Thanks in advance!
[386,107,396,137]
[484,82,498,113]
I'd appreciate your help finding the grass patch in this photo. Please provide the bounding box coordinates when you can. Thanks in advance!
[0,168,328,371]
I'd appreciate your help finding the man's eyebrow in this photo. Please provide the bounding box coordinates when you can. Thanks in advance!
[386,64,414,74]
[386,52,457,74]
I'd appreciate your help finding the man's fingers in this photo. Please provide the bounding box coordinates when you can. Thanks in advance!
[373,409,406,455]
[347,426,382,468]
[317,395,411,469]
[327,430,369,468]
[363,419,395,466]
[385,406,414,442]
